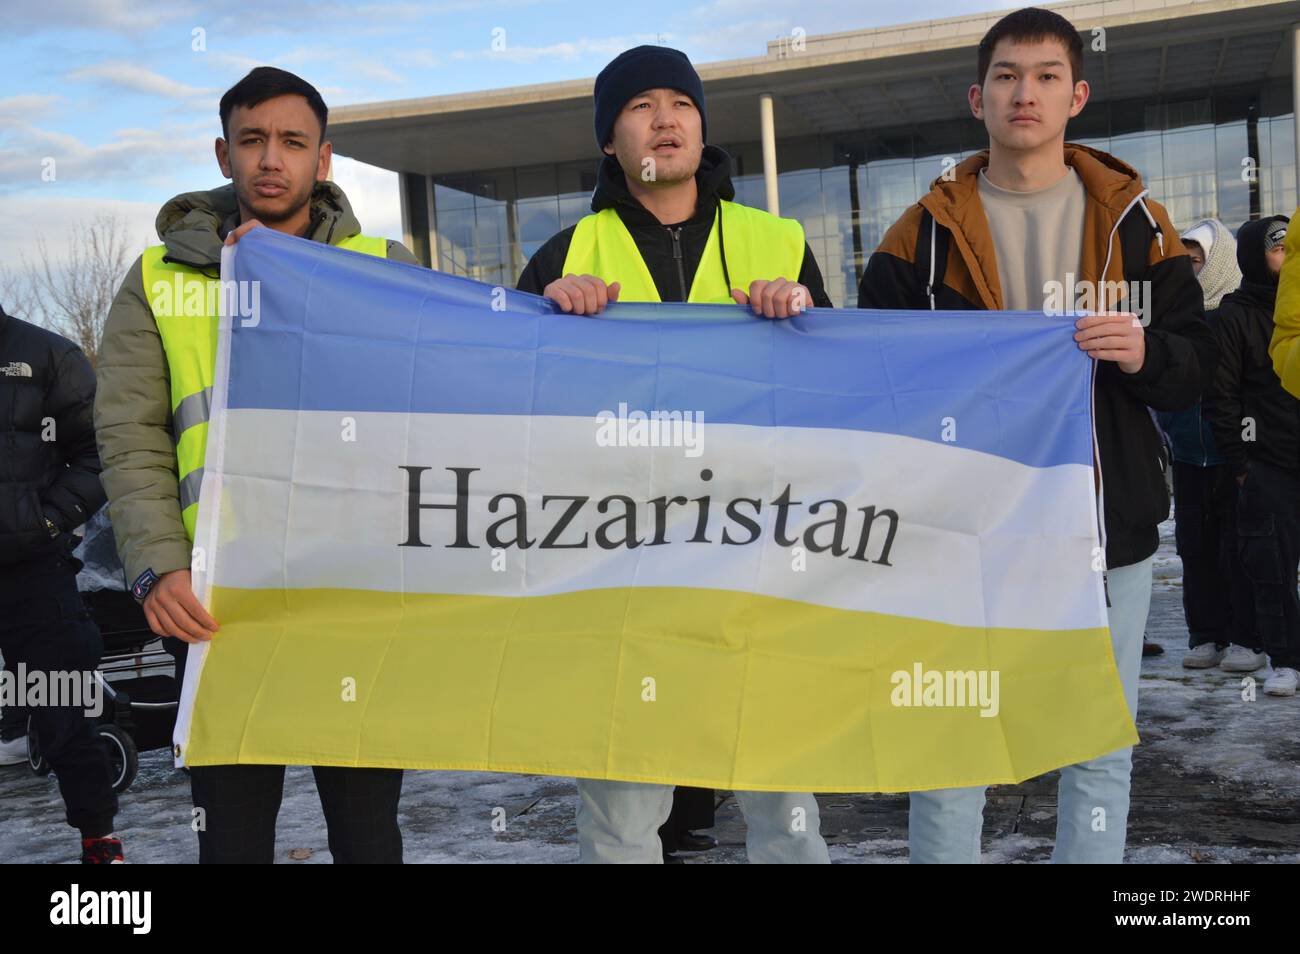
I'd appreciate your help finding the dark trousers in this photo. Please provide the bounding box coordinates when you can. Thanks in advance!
[658,786,715,855]
[1236,460,1300,669]
[169,641,404,863]
[189,762,404,863]
[1172,461,1257,650]
[0,550,117,837]
[0,655,25,740]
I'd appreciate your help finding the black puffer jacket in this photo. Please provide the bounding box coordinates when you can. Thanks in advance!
[1204,215,1298,478]
[517,145,833,306]
[0,306,106,565]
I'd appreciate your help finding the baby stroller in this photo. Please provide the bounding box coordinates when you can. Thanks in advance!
[25,511,179,793]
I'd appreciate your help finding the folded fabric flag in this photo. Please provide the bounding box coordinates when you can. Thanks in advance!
[175,227,1135,792]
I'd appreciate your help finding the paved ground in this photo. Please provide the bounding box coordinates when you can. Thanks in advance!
[3,520,1298,863]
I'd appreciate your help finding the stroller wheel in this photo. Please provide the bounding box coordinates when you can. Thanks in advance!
[98,725,139,794]
[25,716,51,777]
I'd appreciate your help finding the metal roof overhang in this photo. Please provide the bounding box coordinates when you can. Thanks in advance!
[327,0,1298,177]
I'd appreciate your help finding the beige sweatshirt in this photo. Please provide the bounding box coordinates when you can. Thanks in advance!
[976,166,1087,311]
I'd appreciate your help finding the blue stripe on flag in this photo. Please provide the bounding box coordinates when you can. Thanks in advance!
[226,229,1094,469]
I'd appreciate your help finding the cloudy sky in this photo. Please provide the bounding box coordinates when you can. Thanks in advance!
[0,0,1020,271]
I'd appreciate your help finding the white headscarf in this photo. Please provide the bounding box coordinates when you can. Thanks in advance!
[1181,218,1241,310]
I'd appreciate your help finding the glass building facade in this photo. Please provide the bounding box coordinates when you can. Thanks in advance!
[415,80,1296,307]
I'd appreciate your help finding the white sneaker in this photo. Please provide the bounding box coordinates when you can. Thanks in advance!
[1263,668,1300,696]
[0,735,27,767]
[1183,643,1224,669]
[1220,644,1268,672]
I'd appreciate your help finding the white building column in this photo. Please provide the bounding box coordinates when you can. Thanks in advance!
[397,172,439,269]
[399,174,413,254]
[425,173,439,272]
[759,92,779,216]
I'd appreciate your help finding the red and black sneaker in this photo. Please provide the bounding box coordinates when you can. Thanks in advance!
[81,835,125,864]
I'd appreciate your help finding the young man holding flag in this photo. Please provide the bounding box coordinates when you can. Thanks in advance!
[518,45,832,864]
[858,7,1216,863]
[96,67,419,863]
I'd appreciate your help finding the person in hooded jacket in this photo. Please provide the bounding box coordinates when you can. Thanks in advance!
[95,67,419,863]
[0,304,121,863]
[517,45,831,865]
[1203,215,1300,697]
[857,7,1217,863]
[1154,220,1261,672]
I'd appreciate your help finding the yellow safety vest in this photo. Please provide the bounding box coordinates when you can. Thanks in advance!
[141,233,388,539]
[561,200,805,304]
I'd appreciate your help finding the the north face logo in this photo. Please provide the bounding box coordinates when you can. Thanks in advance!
[0,361,33,377]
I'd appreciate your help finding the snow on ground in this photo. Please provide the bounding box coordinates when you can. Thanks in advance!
[2,519,1297,863]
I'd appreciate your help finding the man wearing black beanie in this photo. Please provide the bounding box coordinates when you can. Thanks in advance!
[1204,214,1300,697]
[516,45,832,864]
[517,44,833,316]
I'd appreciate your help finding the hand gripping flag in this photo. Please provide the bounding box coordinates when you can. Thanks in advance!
[175,228,1136,792]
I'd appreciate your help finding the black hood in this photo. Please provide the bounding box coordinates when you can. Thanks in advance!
[1236,215,1289,286]
[590,144,736,224]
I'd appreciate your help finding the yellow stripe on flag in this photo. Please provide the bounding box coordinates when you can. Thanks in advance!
[180,586,1135,792]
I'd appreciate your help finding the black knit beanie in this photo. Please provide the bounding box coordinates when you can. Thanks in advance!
[593,45,707,149]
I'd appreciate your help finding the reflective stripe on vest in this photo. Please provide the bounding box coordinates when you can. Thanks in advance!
[560,200,805,304]
[141,232,389,539]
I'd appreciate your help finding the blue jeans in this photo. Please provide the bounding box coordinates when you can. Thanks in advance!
[908,555,1152,864]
